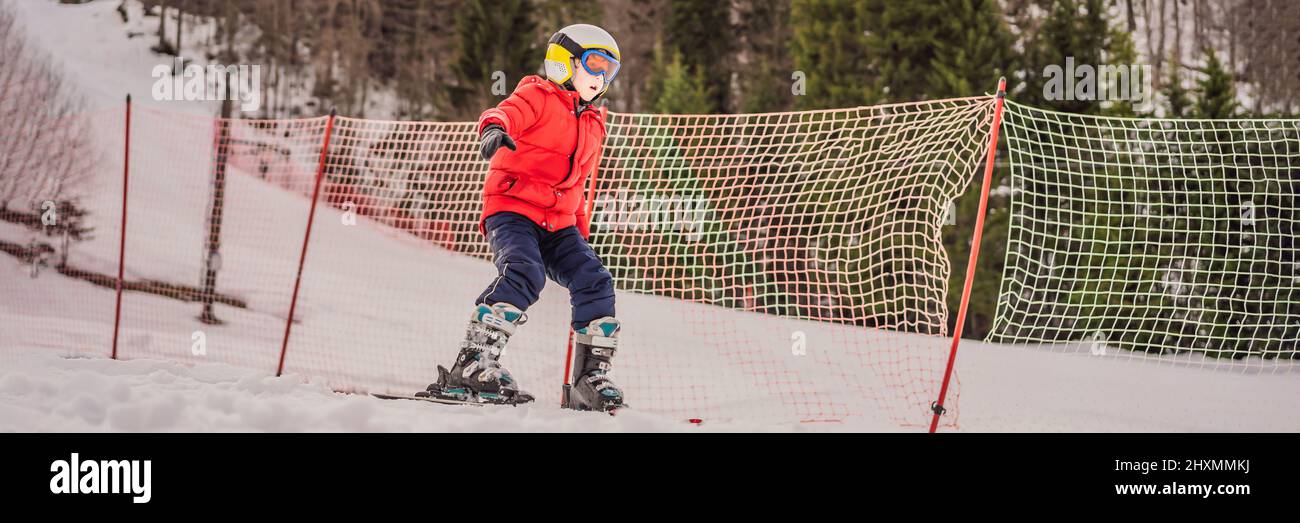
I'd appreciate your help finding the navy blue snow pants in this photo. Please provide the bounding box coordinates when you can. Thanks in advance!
[477,212,615,330]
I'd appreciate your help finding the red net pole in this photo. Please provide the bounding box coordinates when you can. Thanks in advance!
[929,78,1007,433]
[278,109,337,377]
[111,94,131,360]
[562,330,575,406]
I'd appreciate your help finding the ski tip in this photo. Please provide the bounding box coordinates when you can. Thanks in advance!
[687,418,704,425]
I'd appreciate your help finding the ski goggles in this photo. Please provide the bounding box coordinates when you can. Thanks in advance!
[577,49,620,84]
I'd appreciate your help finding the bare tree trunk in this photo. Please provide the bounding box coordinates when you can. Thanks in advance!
[220,1,236,62]
[1226,0,1239,75]
[1142,0,1163,86]
[275,61,284,117]
[158,0,169,51]
[175,4,183,56]
[1198,0,1206,44]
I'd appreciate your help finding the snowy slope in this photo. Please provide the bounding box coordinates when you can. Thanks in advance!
[10,0,220,115]
[6,168,1296,432]
[4,319,1297,432]
[0,350,736,432]
[1,0,1297,432]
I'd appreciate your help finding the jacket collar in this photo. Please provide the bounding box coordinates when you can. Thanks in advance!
[521,75,599,108]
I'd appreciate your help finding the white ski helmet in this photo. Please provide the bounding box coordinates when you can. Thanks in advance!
[543,24,622,98]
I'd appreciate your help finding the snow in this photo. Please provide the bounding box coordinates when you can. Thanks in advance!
[3,327,1296,432]
[2,0,1298,432]
[0,350,730,432]
[10,0,219,116]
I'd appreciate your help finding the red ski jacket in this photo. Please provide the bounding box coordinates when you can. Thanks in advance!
[477,75,607,239]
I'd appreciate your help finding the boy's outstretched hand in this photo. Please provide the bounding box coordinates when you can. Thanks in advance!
[479,124,517,161]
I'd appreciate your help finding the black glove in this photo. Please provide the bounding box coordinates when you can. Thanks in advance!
[479,124,517,161]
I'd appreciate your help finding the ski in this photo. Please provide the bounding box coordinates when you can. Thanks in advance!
[371,392,487,407]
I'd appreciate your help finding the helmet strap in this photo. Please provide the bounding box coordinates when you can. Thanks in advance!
[550,32,587,57]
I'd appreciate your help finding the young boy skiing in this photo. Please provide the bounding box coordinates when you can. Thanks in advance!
[418,24,624,412]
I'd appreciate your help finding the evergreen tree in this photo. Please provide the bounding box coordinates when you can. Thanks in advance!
[859,0,942,102]
[450,0,537,117]
[1099,24,1143,117]
[1162,55,1192,118]
[926,0,1016,100]
[648,43,712,114]
[789,0,871,109]
[735,0,793,113]
[1021,0,1109,114]
[664,0,732,112]
[1193,49,1239,119]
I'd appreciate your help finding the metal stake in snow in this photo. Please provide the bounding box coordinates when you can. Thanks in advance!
[111,94,131,360]
[929,77,1006,433]
[278,108,337,377]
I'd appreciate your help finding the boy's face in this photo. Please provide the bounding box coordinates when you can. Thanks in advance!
[570,57,605,102]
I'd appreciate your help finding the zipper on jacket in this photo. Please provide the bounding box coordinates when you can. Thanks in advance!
[558,97,585,187]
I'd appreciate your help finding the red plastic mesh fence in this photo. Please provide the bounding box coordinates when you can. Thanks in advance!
[1,95,1000,428]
